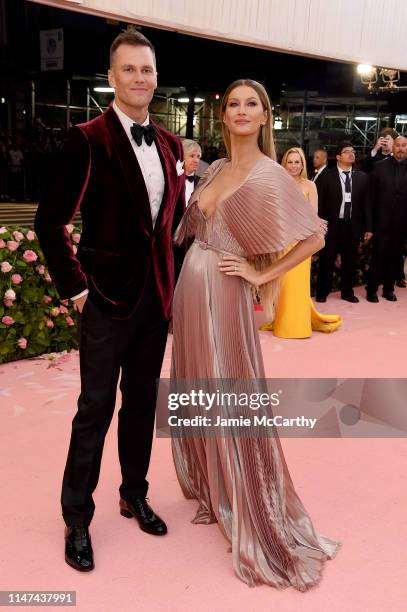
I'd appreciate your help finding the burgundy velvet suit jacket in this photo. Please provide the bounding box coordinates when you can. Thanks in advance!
[35,105,185,319]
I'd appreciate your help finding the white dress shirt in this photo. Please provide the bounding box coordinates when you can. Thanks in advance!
[313,164,327,182]
[185,174,195,206]
[337,165,352,219]
[72,101,165,301]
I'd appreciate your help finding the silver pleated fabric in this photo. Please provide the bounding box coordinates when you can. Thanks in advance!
[171,157,340,590]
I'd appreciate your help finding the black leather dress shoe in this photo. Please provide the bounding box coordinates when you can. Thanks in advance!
[341,294,359,303]
[396,280,406,288]
[65,527,94,572]
[316,295,327,303]
[120,498,167,536]
[366,293,379,303]
[383,292,397,301]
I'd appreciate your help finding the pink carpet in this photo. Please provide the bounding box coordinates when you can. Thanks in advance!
[1,286,407,611]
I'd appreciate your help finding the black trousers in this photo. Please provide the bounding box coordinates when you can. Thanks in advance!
[61,274,169,527]
[316,219,359,298]
[367,230,406,294]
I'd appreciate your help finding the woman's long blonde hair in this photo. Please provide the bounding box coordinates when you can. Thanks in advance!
[220,79,276,161]
[281,147,308,180]
[220,79,280,318]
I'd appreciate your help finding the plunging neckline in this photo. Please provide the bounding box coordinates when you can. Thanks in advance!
[196,156,268,222]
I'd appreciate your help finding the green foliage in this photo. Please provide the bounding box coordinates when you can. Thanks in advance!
[0,225,81,363]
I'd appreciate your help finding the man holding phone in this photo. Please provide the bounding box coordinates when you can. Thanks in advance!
[362,127,398,173]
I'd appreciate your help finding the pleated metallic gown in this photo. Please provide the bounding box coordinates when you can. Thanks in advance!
[171,157,340,589]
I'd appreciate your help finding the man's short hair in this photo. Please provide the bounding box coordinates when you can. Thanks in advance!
[335,141,354,156]
[313,148,328,158]
[379,127,399,140]
[182,139,202,156]
[110,26,156,67]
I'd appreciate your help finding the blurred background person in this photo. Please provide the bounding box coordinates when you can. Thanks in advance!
[311,148,328,183]
[182,138,201,206]
[260,147,342,337]
[362,127,398,173]
[366,135,407,302]
[316,142,371,303]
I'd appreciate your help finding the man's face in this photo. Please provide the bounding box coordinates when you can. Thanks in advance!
[313,151,327,169]
[393,137,407,161]
[184,149,201,175]
[108,44,157,112]
[336,147,355,166]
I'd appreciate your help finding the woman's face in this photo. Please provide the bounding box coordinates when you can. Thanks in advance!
[285,152,303,178]
[223,86,267,138]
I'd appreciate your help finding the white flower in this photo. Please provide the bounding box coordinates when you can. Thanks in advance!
[0,227,7,234]
[176,160,184,176]
[4,289,16,301]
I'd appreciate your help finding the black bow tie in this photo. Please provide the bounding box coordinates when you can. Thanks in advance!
[186,175,195,183]
[130,123,156,146]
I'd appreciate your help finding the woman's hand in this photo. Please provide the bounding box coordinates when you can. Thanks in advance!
[218,255,262,285]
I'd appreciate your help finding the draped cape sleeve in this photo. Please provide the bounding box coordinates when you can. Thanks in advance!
[173,159,225,245]
[219,158,327,257]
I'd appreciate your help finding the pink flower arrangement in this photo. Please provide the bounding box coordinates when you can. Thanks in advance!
[46,318,54,328]
[66,224,74,234]
[7,240,19,252]
[0,227,7,234]
[3,298,14,307]
[11,274,23,285]
[26,230,35,241]
[60,299,68,305]
[1,261,12,273]
[72,233,81,244]
[59,305,68,314]
[50,307,60,317]
[36,264,45,275]
[44,273,52,282]
[0,239,5,248]
[2,315,15,326]
[23,250,38,263]
[17,337,27,349]
[13,231,24,241]
[66,316,75,326]
[43,295,52,304]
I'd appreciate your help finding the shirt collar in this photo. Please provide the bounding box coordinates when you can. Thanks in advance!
[337,164,352,175]
[112,100,149,140]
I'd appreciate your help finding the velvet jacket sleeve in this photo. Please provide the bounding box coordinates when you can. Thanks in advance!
[34,127,90,299]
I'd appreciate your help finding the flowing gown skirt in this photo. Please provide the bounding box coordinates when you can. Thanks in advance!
[171,237,341,590]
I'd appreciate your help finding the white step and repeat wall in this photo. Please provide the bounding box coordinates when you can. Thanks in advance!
[29,0,407,70]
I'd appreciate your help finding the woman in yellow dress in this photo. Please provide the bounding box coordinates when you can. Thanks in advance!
[260,147,342,338]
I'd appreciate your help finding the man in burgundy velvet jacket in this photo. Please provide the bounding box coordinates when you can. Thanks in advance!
[35,28,185,572]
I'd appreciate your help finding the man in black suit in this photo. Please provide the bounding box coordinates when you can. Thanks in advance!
[362,127,398,173]
[366,135,407,302]
[311,148,328,183]
[182,138,201,206]
[316,142,372,303]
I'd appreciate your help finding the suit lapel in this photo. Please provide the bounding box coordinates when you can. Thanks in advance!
[104,106,153,236]
[153,124,178,233]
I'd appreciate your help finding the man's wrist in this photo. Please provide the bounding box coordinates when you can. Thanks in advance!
[71,289,89,301]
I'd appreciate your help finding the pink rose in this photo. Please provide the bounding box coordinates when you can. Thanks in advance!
[60,299,68,305]
[23,250,38,263]
[13,231,24,241]
[44,273,52,282]
[59,305,68,314]
[50,307,60,317]
[11,274,23,285]
[3,298,14,307]
[66,316,75,327]
[17,337,27,350]
[1,261,12,273]
[7,240,19,252]
[0,239,5,248]
[36,264,45,275]
[26,230,35,241]
[0,227,7,234]
[43,295,52,304]
[72,233,81,244]
[46,318,54,328]
[4,289,16,301]
[2,315,15,326]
